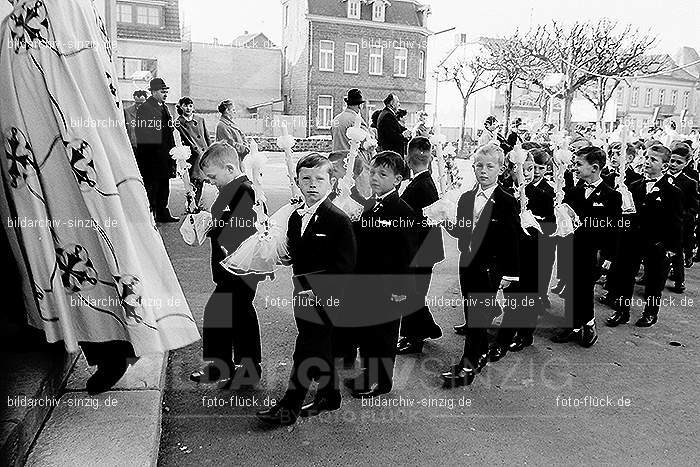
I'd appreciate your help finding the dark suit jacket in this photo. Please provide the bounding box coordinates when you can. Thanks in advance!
[447,185,520,286]
[601,166,644,190]
[668,173,699,218]
[526,179,556,224]
[377,108,408,156]
[629,177,683,253]
[135,96,175,177]
[355,190,417,304]
[207,176,259,283]
[287,199,357,309]
[564,179,622,257]
[401,171,445,267]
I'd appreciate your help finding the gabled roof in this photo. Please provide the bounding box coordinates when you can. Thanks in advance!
[307,0,425,27]
[650,54,698,81]
[232,32,275,48]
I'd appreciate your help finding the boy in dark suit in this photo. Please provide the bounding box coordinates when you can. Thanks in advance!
[492,149,556,359]
[396,137,445,355]
[190,142,263,386]
[441,143,520,387]
[345,151,417,397]
[605,144,683,327]
[551,146,622,347]
[665,143,698,291]
[257,153,356,426]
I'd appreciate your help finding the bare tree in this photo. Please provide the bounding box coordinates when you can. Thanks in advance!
[579,21,663,129]
[438,56,502,150]
[481,31,547,135]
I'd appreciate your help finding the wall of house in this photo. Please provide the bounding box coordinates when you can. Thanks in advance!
[182,42,282,114]
[116,39,182,104]
[306,21,428,135]
[281,0,311,133]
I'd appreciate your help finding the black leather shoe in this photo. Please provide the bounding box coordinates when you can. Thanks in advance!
[668,282,686,294]
[453,324,467,335]
[156,214,180,223]
[635,314,657,327]
[256,404,299,426]
[396,337,424,354]
[551,281,566,296]
[580,322,598,347]
[550,328,579,343]
[217,363,262,390]
[441,365,476,388]
[86,358,129,395]
[190,363,226,383]
[351,383,392,399]
[300,397,341,417]
[605,310,630,327]
[509,335,534,352]
[488,345,508,362]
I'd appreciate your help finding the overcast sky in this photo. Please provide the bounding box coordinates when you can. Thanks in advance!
[183,0,700,59]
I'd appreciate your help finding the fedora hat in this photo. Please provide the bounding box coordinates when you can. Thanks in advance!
[149,77,170,91]
[344,88,365,106]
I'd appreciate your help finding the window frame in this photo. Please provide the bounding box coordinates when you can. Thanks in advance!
[117,3,132,23]
[372,1,386,22]
[317,95,334,129]
[319,40,335,72]
[344,42,359,74]
[369,45,383,76]
[631,87,639,107]
[393,47,408,77]
[347,0,360,19]
[658,89,665,106]
[418,50,425,80]
[116,56,158,80]
[644,88,652,107]
[136,5,161,26]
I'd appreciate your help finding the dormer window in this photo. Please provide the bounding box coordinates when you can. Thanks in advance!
[372,2,386,22]
[347,0,360,19]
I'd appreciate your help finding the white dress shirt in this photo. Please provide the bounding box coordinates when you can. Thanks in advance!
[583,177,603,199]
[299,194,328,235]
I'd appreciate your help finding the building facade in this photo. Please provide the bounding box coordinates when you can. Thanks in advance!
[114,0,182,104]
[182,40,282,116]
[281,0,431,136]
[616,54,699,133]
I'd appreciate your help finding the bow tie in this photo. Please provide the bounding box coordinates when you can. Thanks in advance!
[585,183,596,189]
[298,207,313,217]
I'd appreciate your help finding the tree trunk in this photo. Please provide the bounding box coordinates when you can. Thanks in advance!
[540,94,550,126]
[502,81,514,136]
[459,96,469,151]
[562,93,574,131]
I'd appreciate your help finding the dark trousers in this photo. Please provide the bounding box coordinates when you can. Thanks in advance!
[670,250,685,284]
[80,340,135,367]
[283,297,338,410]
[202,278,261,372]
[564,238,597,329]
[399,266,440,338]
[555,236,573,283]
[143,175,171,217]
[498,232,542,345]
[537,229,557,296]
[358,319,401,388]
[617,239,671,316]
[459,264,500,369]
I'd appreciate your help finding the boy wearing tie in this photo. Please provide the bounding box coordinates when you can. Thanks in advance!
[256,153,356,426]
[190,142,263,387]
[397,137,445,355]
[666,143,698,289]
[441,143,520,387]
[605,144,683,327]
[551,146,621,347]
[345,151,417,397]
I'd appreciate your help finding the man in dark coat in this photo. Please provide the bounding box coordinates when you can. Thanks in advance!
[135,78,178,222]
[377,93,410,156]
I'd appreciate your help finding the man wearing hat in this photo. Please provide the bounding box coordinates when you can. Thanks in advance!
[377,93,411,156]
[135,77,179,222]
[331,89,368,152]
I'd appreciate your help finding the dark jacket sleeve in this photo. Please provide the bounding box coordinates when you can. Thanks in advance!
[664,185,684,254]
[497,194,520,280]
